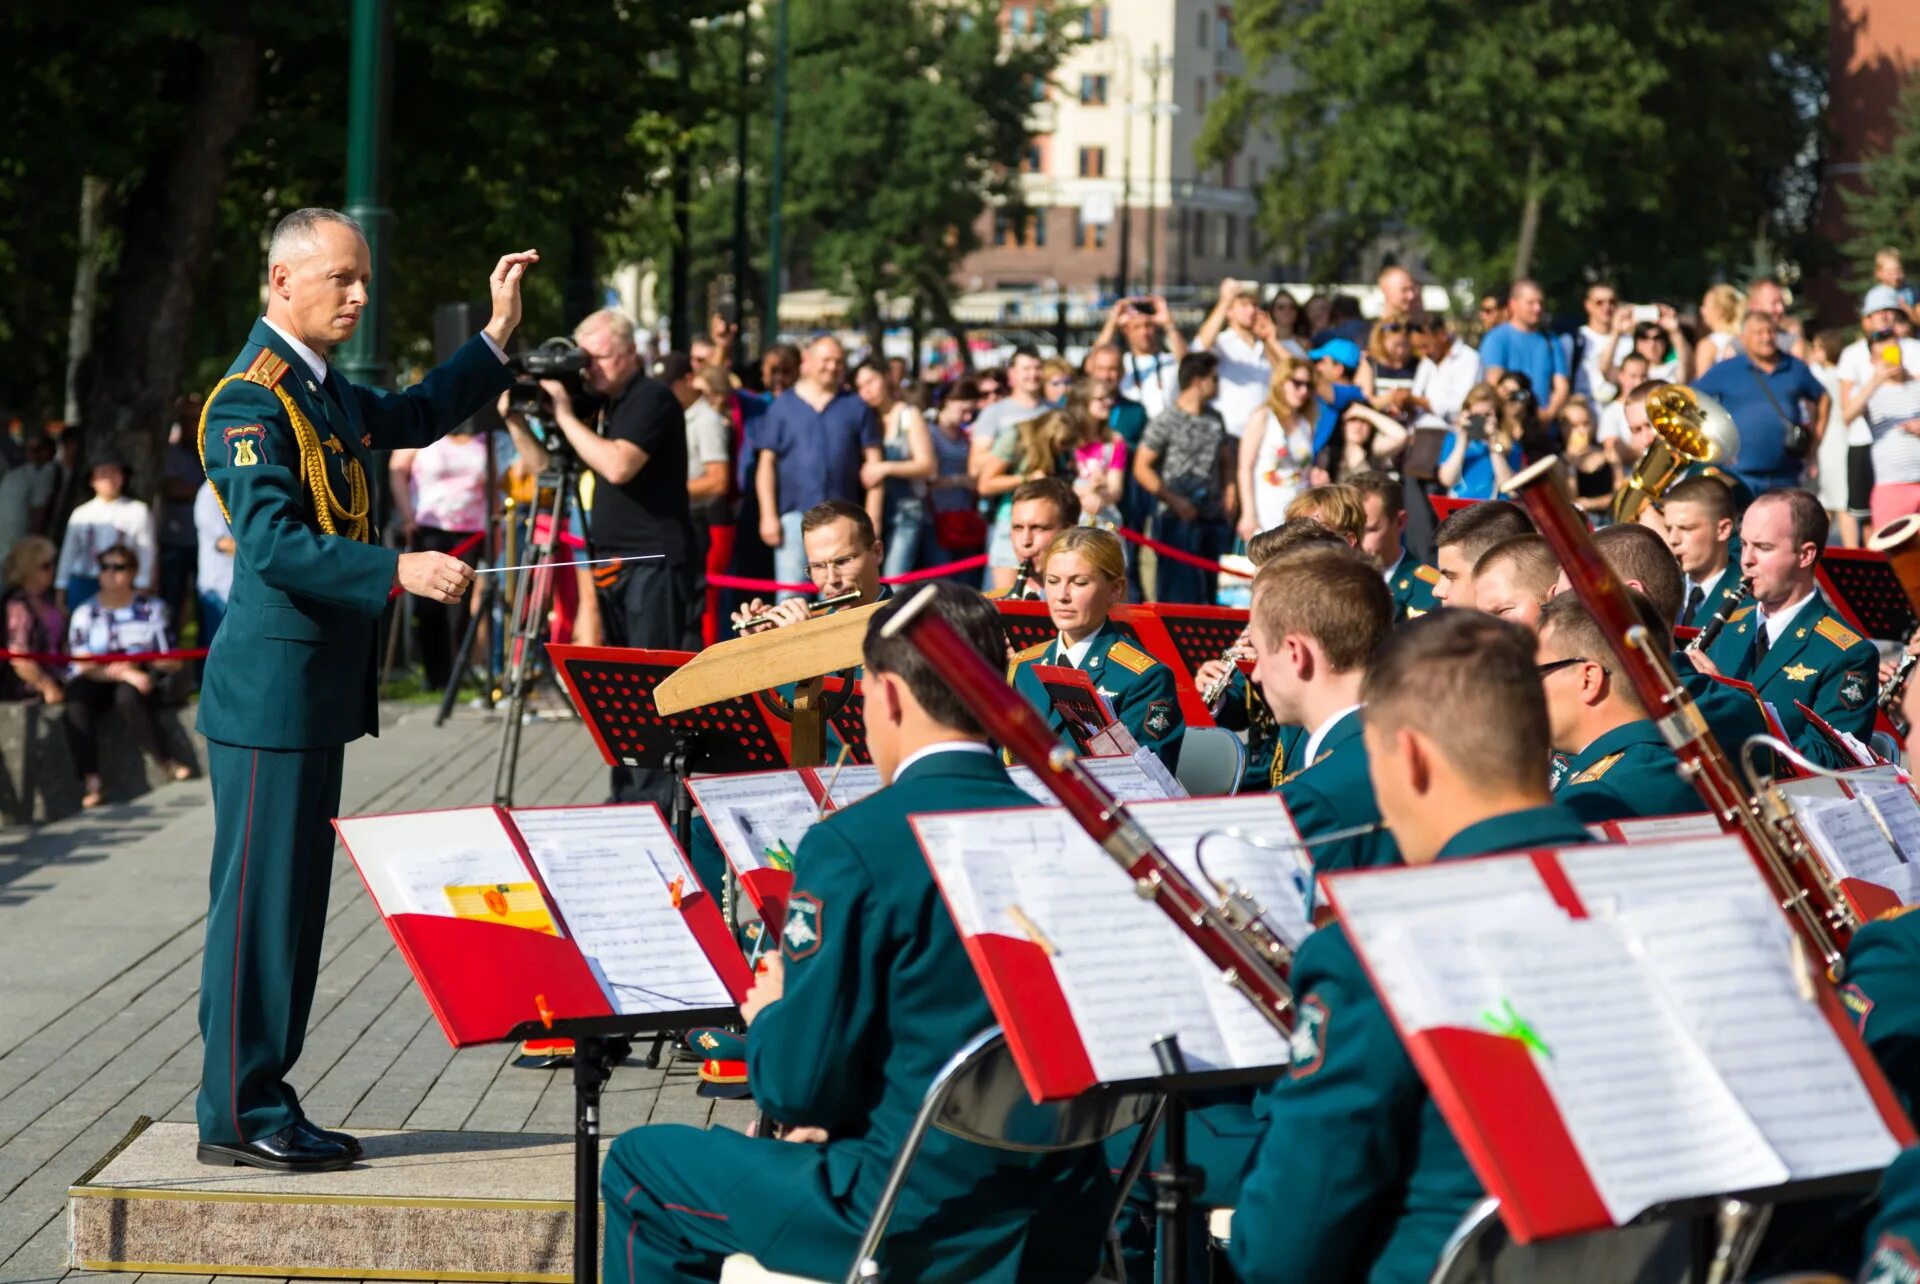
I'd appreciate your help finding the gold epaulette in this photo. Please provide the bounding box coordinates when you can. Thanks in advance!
[1727,605,1755,623]
[1412,563,1440,585]
[1106,641,1155,675]
[241,348,290,389]
[1874,902,1920,924]
[1006,639,1050,680]
[1567,751,1624,785]
[1815,616,1863,650]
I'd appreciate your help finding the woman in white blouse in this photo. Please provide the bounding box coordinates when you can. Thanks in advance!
[65,544,189,806]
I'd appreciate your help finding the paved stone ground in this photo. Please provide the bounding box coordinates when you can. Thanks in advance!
[0,703,752,1284]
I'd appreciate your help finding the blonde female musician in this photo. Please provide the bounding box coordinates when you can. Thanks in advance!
[1006,526,1184,770]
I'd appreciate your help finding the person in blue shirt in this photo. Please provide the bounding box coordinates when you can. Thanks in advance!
[1479,279,1569,424]
[1692,310,1829,495]
[1306,337,1367,458]
[1438,381,1524,500]
[753,337,883,599]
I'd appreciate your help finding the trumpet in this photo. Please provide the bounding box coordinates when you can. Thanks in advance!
[1611,385,1741,523]
[733,589,863,635]
[1684,577,1750,655]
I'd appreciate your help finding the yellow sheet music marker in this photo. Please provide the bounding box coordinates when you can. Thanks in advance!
[1006,903,1058,956]
[445,882,559,935]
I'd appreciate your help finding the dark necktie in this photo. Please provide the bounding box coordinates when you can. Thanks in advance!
[1685,584,1705,624]
[1751,616,1771,668]
[319,370,349,432]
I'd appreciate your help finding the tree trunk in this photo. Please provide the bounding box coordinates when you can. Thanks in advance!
[80,31,259,494]
[65,176,110,425]
[1511,143,1544,283]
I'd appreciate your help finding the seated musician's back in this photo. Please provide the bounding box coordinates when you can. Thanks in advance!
[600,582,1112,1284]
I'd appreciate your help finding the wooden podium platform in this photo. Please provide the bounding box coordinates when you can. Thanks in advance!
[69,1118,590,1280]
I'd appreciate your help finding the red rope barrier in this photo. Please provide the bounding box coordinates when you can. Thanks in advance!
[709,552,994,596]
[0,647,208,665]
[1112,526,1252,578]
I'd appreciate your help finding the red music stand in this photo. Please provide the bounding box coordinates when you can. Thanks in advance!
[995,598,1057,653]
[1120,603,1245,727]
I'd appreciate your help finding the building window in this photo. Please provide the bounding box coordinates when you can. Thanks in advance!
[1020,143,1043,174]
[1078,146,1107,178]
[1221,6,1236,49]
[1008,5,1030,35]
[1075,211,1109,250]
[1224,215,1237,259]
[995,211,1046,249]
[1083,5,1109,38]
[1198,10,1210,47]
[1029,75,1049,102]
[1195,78,1207,112]
[1079,74,1109,105]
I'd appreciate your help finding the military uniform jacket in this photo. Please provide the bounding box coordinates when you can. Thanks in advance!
[745,747,1110,1280]
[1680,567,1745,631]
[1858,1144,1920,1283]
[1552,719,1704,823]
[1212,668,1283,791]
[1226,804,1595,1284]
[1384,551,1440,621]
[1702,588,1879,770]
[198,319,511,749]
[1008,620,1184,770]
[1839,906,1920,1119]
[1277,709,1399,876]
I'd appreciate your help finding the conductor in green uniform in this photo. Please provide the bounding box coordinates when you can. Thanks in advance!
[193,208,536,1172]
[1690,488,1879,769]
[600,584,1113,1282]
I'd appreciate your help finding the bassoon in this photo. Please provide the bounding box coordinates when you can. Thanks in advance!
[881,586,1297,1033]
[1504,457,1857,965]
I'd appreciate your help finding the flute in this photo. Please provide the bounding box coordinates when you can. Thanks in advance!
[733,589,863,635]
[1199,643,1250,711]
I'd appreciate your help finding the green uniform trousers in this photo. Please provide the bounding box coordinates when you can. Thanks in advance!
[196,740,344,1144]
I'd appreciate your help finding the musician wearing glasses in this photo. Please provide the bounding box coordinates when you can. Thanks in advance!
[729,500,886,634]
[1687,489,1879,768]
[1537,593,1703,821]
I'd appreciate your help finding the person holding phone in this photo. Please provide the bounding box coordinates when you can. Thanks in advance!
[1437,383,1522,500]
[1838,285,1920,526]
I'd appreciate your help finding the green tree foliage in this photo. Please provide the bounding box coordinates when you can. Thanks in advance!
[0,1,733,481]
[1841,77,1920,296]
[1203,0,1826,301]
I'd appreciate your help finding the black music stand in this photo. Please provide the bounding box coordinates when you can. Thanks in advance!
[822,674,873,765]
[995,599,1057,652]
[1818,549,1917,642]
[1128,604,1247,677]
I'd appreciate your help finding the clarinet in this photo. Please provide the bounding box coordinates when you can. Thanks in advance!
[882,587,1297,1033]
[1684,577,1751,655]
[1009,558,1036,600]
[1504,457,1857,965]
[1881,646,1917,736]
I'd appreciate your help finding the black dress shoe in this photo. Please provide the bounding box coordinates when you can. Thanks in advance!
[294,1118,363,1158]
[197,1123,352,1173]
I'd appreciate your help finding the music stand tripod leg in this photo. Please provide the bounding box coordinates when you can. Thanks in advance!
[1150,1034,1203,1284]
[571,1033,628,1284]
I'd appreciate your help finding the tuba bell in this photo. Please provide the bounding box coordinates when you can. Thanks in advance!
[1609,385,1741,523]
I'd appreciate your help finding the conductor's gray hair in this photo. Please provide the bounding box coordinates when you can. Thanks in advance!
[267,208,366,268]
[574,309,638,352]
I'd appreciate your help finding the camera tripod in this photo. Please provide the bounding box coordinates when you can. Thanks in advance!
[491,449,586,807]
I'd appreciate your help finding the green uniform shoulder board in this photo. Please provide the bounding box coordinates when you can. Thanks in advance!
[241,348,290,390]
[1007,639,1050,679]
[1727,605,1755,623]
[1815,616,1863,650]
[1875,902,1920,924]
[1413,563,1440,585]
[1106,641,1155,675]
[1567,751,1624,785]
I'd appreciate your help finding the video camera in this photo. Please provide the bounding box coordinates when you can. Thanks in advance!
[506,337,599,423]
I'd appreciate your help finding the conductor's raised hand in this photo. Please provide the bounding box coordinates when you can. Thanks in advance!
[482,250,541,349]
[397,550,476,604]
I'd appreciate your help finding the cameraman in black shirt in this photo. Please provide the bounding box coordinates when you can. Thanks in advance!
[526,308,697,802]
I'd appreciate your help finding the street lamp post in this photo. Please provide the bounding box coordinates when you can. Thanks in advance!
[340,0,393,387]
[766,0,790,346]
[1140,45,1176,297]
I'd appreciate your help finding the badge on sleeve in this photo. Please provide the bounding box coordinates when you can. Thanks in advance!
[1288,994,1330,1079]
[223,425,266,467]
[782,890,823,960]
[1144,699,1174,740]
[1840,671,1869,710]
[1841,982,1875,1033]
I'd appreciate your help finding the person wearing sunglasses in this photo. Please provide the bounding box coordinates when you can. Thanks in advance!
[63,544,191,807]
[0,535,65,705]
[1357,312,1421,411]
[1537,592,1701,820]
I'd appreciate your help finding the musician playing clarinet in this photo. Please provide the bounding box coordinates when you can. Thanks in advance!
[987,476,1079,601]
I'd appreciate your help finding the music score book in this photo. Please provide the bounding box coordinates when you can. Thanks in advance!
[1786,767,1920,916]
[688,751,1188,926]
[911,794,1310,1101]
[1322,836,1914,1242]
[336,804,750,1047]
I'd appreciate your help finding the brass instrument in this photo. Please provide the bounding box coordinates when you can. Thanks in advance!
[1684,576,1750,655]
[1609,385,1741,523]
[733,589,863,635]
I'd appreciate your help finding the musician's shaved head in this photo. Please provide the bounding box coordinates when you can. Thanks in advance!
[1246,519,1347,567]
[1591,523,1684,622]
[1251,547,1391,675]
[1470,535,1558,629]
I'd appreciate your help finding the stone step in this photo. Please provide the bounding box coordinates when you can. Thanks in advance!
[68,1118,593,1280]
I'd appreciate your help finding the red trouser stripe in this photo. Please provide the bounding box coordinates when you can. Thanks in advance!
[229,750,258,1142]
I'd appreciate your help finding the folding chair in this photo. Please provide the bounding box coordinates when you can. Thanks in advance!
[1172,725,1246,798]
[720,1026,1156,1284]
[1427,1196,1701,1283]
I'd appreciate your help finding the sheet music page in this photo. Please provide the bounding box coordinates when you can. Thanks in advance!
[1607,814,1725,843]
[1781,776,1848,802]
[1328,858,1561,947]
[1557,838,1760,917]
[686,771,820,874]
[820,763,883,809]
[1129,796,1311,950]
[511,807,734,1015]
[1613,898,1900,1182]
[1356,907,1787,1223]
[1114,745,1188,799]
[338,808,545,923]
[1851,779,1920,869]
[1792,796,1914,897]
[1004,754,1188,806]
[915,808,1288,1082]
